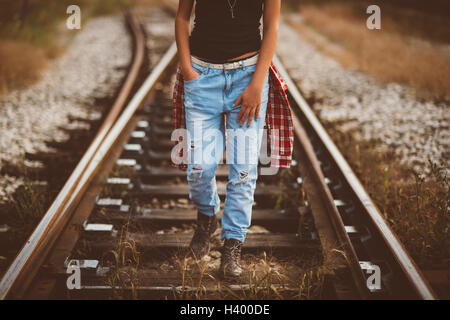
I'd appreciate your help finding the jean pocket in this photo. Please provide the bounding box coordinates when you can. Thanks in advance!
[244,64,257,74]
[184,62,206,85]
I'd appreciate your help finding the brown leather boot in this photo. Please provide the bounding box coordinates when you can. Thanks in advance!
[219,238,243,278]
[189,212,218,259]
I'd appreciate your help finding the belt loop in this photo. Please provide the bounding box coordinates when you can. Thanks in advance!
[206,63,210,74]
[241,60,246,71]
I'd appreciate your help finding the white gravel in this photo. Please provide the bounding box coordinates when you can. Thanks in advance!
[0,15,132,203]
[276,17,449,175]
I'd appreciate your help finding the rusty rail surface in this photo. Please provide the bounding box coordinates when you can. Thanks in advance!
[162,1,435,300]
[0,12,146,299]
[0,10,436,298]
[290,109,369,299]
[273,55,436,300]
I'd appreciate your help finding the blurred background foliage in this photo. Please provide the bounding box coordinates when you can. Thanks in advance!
[0,0,135,94]
[0,0,134,45]
[1,0,448,96]
[283,0,450,100]
[283,0,450,44]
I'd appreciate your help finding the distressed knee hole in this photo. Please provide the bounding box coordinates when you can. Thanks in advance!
[239,171,248,180]
[231,171,249,185]
[189,166,203,180]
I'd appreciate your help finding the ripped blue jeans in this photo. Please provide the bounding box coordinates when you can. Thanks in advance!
[183,56,270,243]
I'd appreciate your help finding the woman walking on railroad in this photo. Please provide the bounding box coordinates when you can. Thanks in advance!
[173,0,293,278]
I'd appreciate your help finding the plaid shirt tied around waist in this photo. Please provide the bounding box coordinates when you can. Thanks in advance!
[171,61,294,171]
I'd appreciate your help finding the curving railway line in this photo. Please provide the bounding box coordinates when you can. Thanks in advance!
[0,11,436,300]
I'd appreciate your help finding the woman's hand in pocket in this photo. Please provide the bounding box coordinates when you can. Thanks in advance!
[182,67,200,82]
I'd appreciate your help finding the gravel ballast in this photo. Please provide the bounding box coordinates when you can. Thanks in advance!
[276,18,449,176]
[0,16,132,202]
[140,8,174,68]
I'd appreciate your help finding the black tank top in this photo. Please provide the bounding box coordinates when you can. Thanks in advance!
[189,0,264,63]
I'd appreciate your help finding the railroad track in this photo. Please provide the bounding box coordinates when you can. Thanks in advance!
[0,12,436,300]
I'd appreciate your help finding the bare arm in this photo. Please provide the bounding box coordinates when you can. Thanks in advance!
[250,0,280,90]
[234,0,281,125]
[175,0,199,81]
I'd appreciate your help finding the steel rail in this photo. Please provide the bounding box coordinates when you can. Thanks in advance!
[161,0,371,298]
[273,55,436,300]
[0,12,145,299]
[290,107,369,299]
[0,15,435,299]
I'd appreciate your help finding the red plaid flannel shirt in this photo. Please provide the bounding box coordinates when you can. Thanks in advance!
[171,61,294,170]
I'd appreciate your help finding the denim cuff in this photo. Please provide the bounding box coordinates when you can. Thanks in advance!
[220,230,246,243]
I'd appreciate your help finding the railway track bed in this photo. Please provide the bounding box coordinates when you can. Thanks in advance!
[28,86,324,300]
[0,11,437,300]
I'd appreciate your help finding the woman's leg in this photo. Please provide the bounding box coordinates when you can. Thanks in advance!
[185,115,224,217]
[183,62,225,257]
[219,64,270,277]
[221,66,270,243]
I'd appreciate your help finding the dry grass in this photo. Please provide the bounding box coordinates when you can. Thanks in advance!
[105,221,141,299]
[0,41,48,94]
[3,180,50,245]
[283,0,449,290]
[288,3,450,101]
[283,0,450,44]
[171,251,328,300]
[324,122,449,268]
[0,0,134,96]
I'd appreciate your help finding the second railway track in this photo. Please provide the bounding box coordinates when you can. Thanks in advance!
[0,12,436,300]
